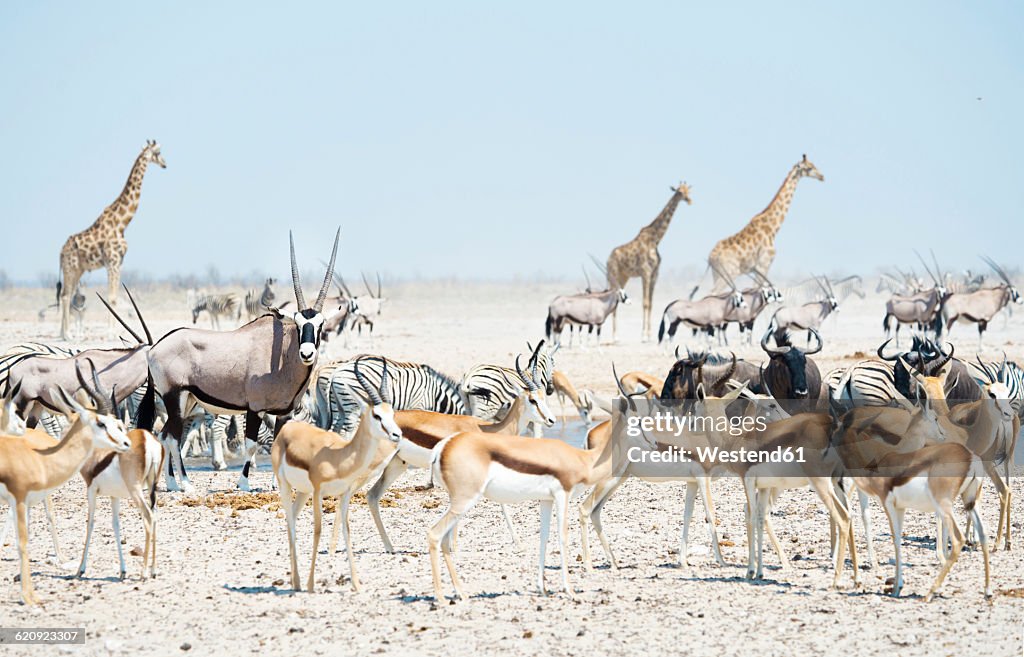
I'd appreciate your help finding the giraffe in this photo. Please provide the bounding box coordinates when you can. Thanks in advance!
[698,155,823,297]
[605,181,692,342]
[57,140,166,340]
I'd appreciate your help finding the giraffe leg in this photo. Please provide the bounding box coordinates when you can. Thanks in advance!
[643,268,659,342]
[59,264,83,341]
[105,260,122,338]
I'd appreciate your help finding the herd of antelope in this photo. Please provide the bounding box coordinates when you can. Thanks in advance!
[0,228,1021,609]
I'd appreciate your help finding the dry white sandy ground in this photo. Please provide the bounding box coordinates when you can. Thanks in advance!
[1,281,1022,656]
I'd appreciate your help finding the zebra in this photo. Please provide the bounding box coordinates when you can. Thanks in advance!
[241,278,277,321]
[313,355,468,437]
[461,340,556,433]
[190,293,239,329]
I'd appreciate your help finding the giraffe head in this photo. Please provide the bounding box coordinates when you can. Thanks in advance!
[671,181,693,205]
[793,154,823,182]
[143,140,167,169]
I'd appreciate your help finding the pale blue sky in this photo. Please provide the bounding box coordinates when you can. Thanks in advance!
[1,2,1021,285]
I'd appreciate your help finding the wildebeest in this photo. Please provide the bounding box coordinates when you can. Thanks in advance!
[759,327,823,414]
[660,349,760,402]
[877,337,977,405]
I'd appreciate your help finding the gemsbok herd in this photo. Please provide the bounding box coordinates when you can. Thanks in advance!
[0,228,1020,609]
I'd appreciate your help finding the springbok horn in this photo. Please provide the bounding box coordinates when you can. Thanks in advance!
[379,358,391,404]
[529,340,544,381]
[289,231,307,310]
[96,293,144,345]
[975,354,995,382]
[73,359,105,414]
[611,362,642,413]
[313,228,341,312]
[515,355,537,392]
[122,284,153,345]
[354,358,382,405]
[87,359,116,415]
[761,326,789,355]
[805,327,823,355]
[876,337,900,362]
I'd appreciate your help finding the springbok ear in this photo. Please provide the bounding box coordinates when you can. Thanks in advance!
[722,381,748,401]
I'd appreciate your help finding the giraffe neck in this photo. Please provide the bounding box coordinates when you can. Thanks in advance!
[751,167,800,238]
[108,153,150,232]
[640,191,683,245]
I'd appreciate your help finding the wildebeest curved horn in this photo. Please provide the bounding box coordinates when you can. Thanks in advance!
[379,358,392,404]
[876,337,900,362]
[314,228,341,312]
[674,345,681,361]
[932,342,954,370]
[706,353,737,392]
[515,355,538,392]
[289,231,307,310]
[805,328,823,355]
[354,358,382,405]
[761,327,789,355]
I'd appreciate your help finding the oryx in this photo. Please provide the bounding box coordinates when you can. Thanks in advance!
[140,229,340,492]
[768,275,838,345]
[942,256,1022,348]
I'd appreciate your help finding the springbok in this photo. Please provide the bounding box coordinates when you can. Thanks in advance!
[551,370,594,426]
[76,376,163,580]
[272,359,402,592]
[0,362,132,605]
[367,356,555,553]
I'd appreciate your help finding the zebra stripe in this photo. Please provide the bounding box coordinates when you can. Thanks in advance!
[461,345,555,420]
[830,359,899,406]
[314,356,467,435]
